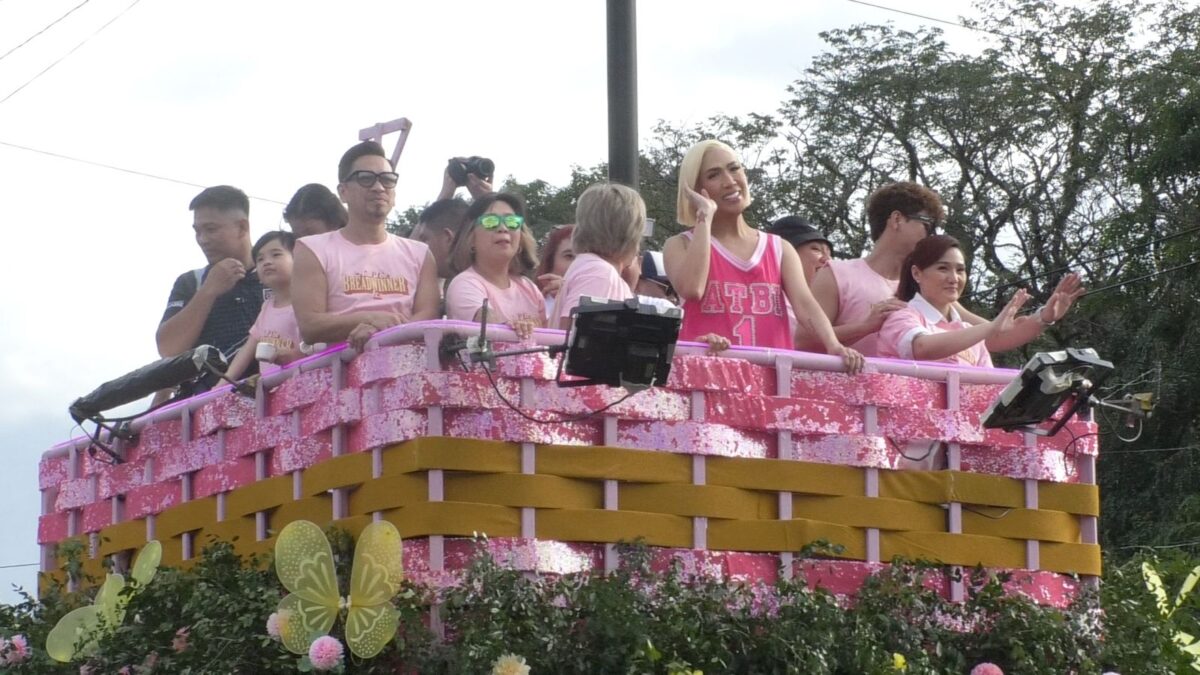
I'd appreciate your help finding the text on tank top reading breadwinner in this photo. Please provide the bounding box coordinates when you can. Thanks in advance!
[343,272,410,298]
[681,231,789,348]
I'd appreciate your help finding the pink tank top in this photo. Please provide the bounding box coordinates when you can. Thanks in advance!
[828,258,898,356]
[249,299,302,352]
[299,230,429,317]
[679,231,791,349]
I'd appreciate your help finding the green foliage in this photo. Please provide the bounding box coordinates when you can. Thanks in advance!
[4,541,1199,673]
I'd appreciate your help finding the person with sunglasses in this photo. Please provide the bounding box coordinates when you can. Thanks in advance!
[809,181,956,357]
[444,192,545,339]
[292,141,440,352]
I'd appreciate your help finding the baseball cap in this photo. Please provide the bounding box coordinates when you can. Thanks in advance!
[641,251,671,289]
[768,215,832,252]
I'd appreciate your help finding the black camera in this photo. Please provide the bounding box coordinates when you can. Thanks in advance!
[447,156,495,186]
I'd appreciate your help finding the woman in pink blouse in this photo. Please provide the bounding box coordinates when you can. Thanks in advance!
[444,192,546,338]
[877,235,1084,366]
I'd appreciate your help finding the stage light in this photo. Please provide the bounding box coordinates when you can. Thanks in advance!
[982,348,1113,435]
[561,297,682,391]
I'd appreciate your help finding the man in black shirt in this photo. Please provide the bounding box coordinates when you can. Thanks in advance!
[157,185,264,362]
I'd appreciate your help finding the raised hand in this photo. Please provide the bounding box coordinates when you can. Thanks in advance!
[683,185,716,228]
[201,258,246,296]
[1040,272,1085,324]
[991,288,1031,335]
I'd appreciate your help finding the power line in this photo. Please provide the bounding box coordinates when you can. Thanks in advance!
[0,0,143,106]
[0,562,38,570]
[1103,444,1200,455]
[1077,259,1200,299]
[969,226,1200,299]
[844,0,1200,81]
[0,139,286,205]
[0,0,91,64]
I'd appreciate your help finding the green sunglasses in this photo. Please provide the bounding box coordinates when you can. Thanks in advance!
[476,213,525,230]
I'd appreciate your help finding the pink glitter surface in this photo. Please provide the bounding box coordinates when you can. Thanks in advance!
[617,420,776,459]
[347,410,428,453]
[38,455,69,490]
[193,392,256,437]
[267,369,333,417]
[666,354,776,393]
[347,344,428,388]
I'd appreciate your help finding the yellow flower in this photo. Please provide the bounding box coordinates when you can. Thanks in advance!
[491,653,531,675]
[893,653,908,671]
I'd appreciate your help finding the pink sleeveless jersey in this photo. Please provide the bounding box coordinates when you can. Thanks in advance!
[827,257,898,357]
[444,267,547,324]
[249,299,302,352]
[679,231,791,349]
[298,230,429,317]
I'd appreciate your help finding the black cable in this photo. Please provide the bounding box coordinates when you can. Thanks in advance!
[1076,260,1200,300]
[0,0,143,105]
[478,362,639,424]
[886,436,939,463]
[967,226,1200,299]
[0,0,91,63]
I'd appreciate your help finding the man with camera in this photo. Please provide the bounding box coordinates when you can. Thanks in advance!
[292,141,440,351]
[436,155,495,201]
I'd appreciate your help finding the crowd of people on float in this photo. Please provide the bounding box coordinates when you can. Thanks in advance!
[156,138,1085,388]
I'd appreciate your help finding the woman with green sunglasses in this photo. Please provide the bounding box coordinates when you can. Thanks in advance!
[444,192,545,339]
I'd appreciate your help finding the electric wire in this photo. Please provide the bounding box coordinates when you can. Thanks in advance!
[968,226,1200,299]
[0,139,287,205]
[844,0,1200,81]
[0,0,143,106]
[0,0,91,64]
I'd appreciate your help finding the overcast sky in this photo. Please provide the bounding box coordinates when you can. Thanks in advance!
[0,0,990,600]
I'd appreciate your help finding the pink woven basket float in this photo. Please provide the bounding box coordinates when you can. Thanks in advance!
[37,321,1099,608]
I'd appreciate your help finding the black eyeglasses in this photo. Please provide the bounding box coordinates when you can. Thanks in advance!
[906,213,939,234]
[345,170,399,189]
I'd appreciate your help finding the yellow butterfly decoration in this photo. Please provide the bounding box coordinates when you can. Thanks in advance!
[274,519,404,659]
[1143,561,1200,671]
[46,540,163,662]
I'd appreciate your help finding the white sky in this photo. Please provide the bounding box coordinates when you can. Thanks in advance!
[0,0,984,600]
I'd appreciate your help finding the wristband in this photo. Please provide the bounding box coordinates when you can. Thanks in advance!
[1034,305,1056,327]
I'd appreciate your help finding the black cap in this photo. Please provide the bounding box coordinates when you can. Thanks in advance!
[768,215,832,252]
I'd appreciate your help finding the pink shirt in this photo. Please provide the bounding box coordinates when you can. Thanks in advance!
[550,253,634,326]
[249,299,302,352]
[827,258,899,357]
[298,229,429,317]
[877,293,993,368]
[678,231,791,349]
[444,267,546,324]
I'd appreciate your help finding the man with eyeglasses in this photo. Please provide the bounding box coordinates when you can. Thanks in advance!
[292,141,440,351]
[157,185,264,362]
[809,181,955,357]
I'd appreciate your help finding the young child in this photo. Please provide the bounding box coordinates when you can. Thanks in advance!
[225,231,304,379]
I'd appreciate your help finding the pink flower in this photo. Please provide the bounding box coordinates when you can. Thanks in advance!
[970,664,1004,675]
[79,665,96,675]
[266,611,284,640]
[172,626,190,653]
[7,634,30,664]
[117,667,132,675]
[308,635,344,671]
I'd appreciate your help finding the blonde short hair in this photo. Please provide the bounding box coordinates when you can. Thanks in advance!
[675,139,740,227]
[572,183,645,262]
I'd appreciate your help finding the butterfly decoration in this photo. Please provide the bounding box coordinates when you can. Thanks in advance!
[1143,561,1200,671]
[46,540,163,662]
[274,520,404,659]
